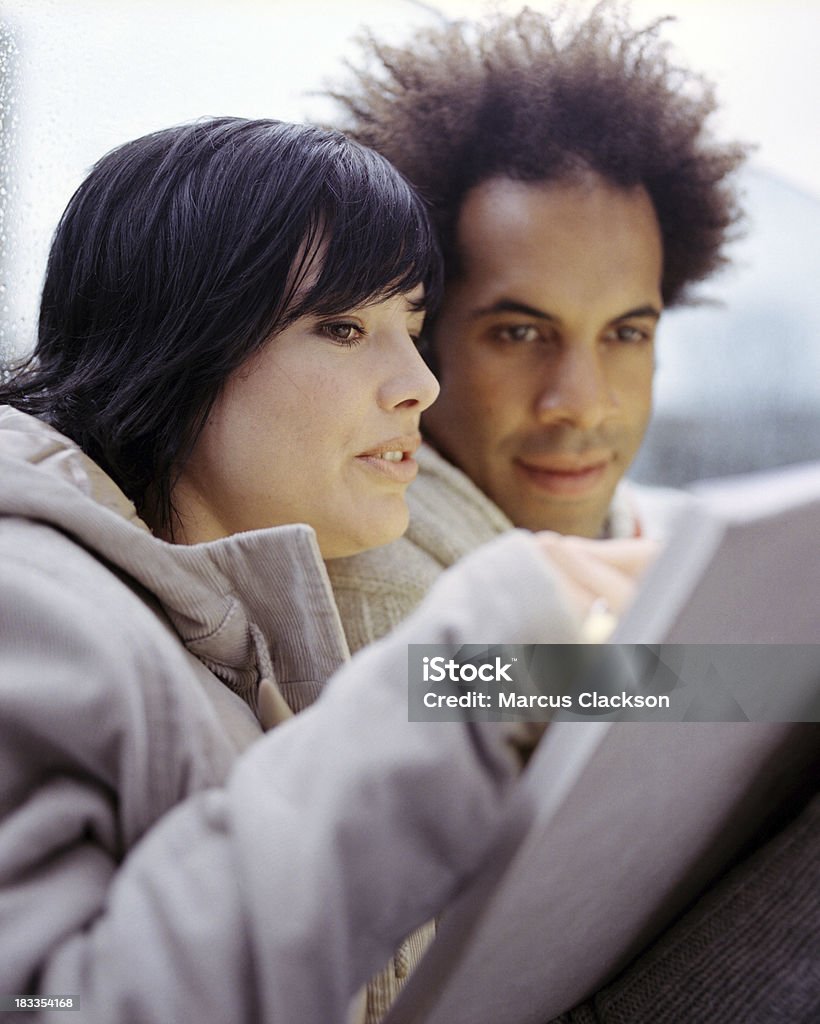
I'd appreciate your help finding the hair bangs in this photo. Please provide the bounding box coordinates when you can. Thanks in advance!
[289,143,442,321]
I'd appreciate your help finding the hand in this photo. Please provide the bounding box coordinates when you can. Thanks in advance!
[534,533,660,628]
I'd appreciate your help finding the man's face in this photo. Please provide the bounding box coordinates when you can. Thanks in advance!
[423,175,663,537]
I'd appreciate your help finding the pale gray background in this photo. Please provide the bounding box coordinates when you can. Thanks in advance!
[1,0,818,484]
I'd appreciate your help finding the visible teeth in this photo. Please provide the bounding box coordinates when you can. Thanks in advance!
[382,450,404,462]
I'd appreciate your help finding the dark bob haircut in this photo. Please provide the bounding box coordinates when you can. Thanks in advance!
[332,4,748,308]
[0,117,441,531]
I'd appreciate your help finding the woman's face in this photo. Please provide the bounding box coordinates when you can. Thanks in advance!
[170,288,439,557]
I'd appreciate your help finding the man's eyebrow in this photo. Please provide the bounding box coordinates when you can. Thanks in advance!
[612,304,662,322]
[470,300,663,322]
[610,301,663,321]
[471,299,557,321]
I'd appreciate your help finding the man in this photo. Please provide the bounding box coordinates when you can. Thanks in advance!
[326,4,743,650]
[326,7,818,1024]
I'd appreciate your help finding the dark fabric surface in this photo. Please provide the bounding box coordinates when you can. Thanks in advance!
[549,787,820,1024]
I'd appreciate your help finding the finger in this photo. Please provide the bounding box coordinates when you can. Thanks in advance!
[544,543,636,615]
[546,535,660,577]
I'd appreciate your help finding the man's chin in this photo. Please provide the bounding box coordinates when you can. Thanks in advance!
[495,483,613,538]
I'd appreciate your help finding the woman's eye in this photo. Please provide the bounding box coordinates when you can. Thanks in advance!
[321,322,364,346]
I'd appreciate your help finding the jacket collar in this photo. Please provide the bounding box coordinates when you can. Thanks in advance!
[0,407,349,713]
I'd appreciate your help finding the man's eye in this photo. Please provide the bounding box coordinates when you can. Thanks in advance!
[610,324,650,344]
[407,321,426,347]
[495,324,541,344]
[321,322,364,346]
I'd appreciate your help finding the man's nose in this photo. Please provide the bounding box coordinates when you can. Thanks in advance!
[533,346,616,430]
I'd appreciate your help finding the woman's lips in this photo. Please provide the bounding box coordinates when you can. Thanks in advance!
[513,455,611,496]
[355,436,421,484]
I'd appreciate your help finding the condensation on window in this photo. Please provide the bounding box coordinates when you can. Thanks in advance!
[0,0,443,364]
[0,18,20,368]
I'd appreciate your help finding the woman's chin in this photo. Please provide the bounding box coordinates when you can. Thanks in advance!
[320,503,410,561]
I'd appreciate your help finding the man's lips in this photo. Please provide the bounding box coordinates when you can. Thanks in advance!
[513,453,613,496]
[355,435,421,484]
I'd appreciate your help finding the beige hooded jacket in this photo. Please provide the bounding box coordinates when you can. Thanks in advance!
[0,406,579,1024]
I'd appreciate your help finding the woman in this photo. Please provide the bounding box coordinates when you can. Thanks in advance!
[0,118,640,1023]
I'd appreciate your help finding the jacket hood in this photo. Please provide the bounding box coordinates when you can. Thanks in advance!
[0,406,349,712]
